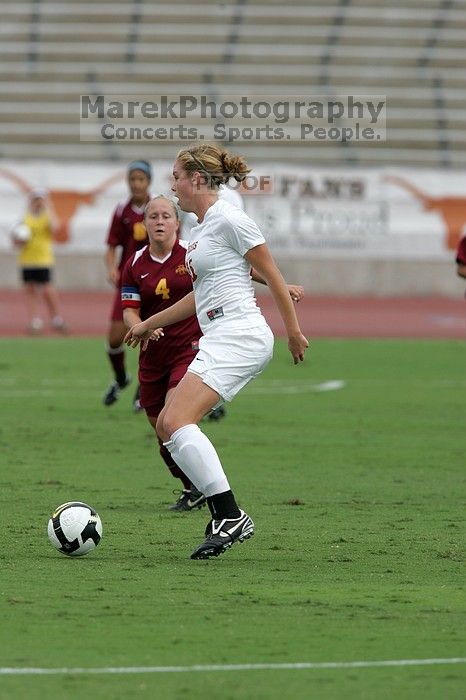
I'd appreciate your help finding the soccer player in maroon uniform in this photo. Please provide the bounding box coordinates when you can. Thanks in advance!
[121,195,207,510]
[456,235,466,281]
[103,160,153,409]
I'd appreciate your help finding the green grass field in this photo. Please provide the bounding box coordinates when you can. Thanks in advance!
[0,337,465,700]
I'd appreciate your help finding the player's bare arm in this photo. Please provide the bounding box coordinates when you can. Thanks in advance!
[251,268,304,303]
[245,244,309,364]
[105,247,120,286]
[125,291,196,348]
[122,307,141,328]
[123,307,164,342]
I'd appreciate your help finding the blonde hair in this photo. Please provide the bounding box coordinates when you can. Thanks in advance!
[144,195,180,220]
[176,143,251,189]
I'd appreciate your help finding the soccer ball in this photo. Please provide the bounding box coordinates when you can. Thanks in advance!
[11,222,31,244]
[47,501,103,556]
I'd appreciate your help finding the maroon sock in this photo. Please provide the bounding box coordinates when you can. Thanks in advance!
[169,465,192,490]
[107,346,126,384]
[159,440,191,490]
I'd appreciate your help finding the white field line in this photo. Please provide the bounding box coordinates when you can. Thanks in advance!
[245,380,346,395]
[2,377,466,393]
[0,379,346,398]
[3,377,466,398]
[0,658,465,676]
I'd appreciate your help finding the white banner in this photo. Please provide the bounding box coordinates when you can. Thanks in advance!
[0,161,464,259]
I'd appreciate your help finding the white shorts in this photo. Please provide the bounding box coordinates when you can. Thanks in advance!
[187,324,274,402]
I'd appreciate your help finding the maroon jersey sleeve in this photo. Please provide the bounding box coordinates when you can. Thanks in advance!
[107,200,148,272]
[121,253,142,310]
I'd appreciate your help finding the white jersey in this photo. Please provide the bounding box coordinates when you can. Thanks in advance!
[218,184,245,210]
[186,198,267,335]
[179,185,244,238]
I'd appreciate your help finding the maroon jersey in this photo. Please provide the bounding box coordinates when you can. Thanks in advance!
[456,235,466,265]
[121,240,201,384]
[106,198,149,272]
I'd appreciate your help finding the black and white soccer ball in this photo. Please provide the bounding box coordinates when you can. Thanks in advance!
[47,501,102,556]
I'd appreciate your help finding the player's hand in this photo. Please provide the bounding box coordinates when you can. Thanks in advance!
[124,321,153,350]
[287,284,304,303]
[150,328,164,342]
[288,332,309,364]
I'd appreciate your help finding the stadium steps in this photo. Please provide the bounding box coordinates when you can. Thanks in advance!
[2,141,465,169]
[1,101,465,135]
[0,145,462,170]
[1,61,465,87]
[0,0,465,167]
[2,42,466,68]
[3,23,466,44]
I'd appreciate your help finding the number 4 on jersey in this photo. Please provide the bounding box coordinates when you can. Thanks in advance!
[155,277,170,299]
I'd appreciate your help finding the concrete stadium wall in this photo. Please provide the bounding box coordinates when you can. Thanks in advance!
[1,251,463,298]
[1,162,465,299]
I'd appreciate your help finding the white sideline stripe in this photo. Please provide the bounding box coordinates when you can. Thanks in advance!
[0,380,346,398]
[246,379,346,395]
[1,658,465,676]
[310,380,346,392]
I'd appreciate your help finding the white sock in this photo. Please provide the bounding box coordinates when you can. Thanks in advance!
[106,342,125,354]
[30,317,44,330]
[164,424,230,497]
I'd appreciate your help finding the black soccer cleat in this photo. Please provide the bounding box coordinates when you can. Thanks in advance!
[208,405,226,421]
[190,510,255,559]
[103,374,131,406]
[133,398,143,412]
[132,385,143,412]
[169,487,207,512]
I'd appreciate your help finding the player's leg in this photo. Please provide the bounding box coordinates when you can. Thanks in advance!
[23,272,43,334]
[132,384,143,412]
[104,318,131,404]
[146,413,206,511]
[158,328,273,558]
[41,272,68,333]
[158,373,252,558]
[143,373,206,512]
[103,290,131,405]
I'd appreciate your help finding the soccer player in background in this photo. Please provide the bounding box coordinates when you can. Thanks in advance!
[456,234,466,281]
[125,144,308,559]
[11,188,68,335]
[103,160,152,410]
[121,195,207,511]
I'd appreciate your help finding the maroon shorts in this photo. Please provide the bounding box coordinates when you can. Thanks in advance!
[140,357,194,418]
[110,288,124,322]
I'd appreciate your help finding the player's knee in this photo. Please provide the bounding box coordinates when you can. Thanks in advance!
[157,411,180,443]
[108,322,126,347]
[108,331,123,348]
[155,412,170,442]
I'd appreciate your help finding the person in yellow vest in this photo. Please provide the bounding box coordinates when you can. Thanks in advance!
[12,188,68,334]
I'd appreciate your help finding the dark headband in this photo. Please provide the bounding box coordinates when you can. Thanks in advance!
[128,160,152,179]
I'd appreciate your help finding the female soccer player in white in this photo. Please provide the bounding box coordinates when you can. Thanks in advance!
[125,144,309,559]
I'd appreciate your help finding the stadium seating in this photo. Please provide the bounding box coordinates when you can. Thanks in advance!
[1,0,465,166]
